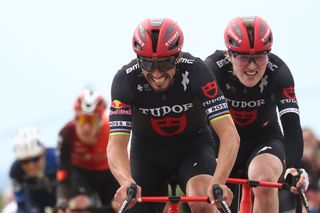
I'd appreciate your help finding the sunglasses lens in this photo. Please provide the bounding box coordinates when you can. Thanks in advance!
[75,114,100,126]
[140,60,155,72]
[139,57,176,73]
[158,61,176,72]
[232,52,268,67]
[21,155,42,164]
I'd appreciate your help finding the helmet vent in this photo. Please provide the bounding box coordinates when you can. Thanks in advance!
[242,17,255,49]
[260,21,266,38]
[232,23,242,39]
[139,25,146,42]
[164,25,174,42]
[247,26,254,49]
[134,39,142,51]
[151,30,159,53]
[264,35,272,46]
[228,36,240,47]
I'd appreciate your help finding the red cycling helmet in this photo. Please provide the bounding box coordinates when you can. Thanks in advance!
[224,16,273,54]
[74,89,106,116]
[132,18,184,59]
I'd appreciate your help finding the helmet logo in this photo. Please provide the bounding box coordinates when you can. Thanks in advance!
[261,28,271,42]
[165,31,179,47]
[228,28,242,44]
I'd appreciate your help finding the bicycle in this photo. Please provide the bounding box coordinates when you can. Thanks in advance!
[227,177,310,213]
[118,177,310,213]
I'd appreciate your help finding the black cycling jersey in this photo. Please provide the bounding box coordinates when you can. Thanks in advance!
[110,51,229,213]
[205,50,303,168]
[109,52,230,144]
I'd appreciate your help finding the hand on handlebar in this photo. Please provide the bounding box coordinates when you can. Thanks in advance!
[207,183,233,207]
[285,168,309,193]
[114,183,142,212]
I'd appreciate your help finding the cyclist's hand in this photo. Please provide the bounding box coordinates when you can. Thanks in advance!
[208,184,233,206]
[285,168,309,193]
[114,184,142,211]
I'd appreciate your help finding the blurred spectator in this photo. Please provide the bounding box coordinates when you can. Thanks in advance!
[56,89,118,213]
[302,128,320,212]
[1,187,17,213]
[9,127,57,213]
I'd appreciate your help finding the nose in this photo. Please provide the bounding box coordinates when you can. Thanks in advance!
[150,69,163,78]
[246,58,258,69]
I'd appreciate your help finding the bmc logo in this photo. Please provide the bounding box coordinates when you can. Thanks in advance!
[179,58,195,64]
[126,63,140,74]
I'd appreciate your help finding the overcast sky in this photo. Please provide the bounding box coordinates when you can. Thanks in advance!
[0,0,319,190]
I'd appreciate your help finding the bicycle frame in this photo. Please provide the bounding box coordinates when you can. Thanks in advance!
[141,196,209,213]
[227,178,286,213]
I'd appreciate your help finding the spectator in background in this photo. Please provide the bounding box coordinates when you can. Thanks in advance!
[9,127,57,213]
[56,89,118,213]
[302,128,320,212]
[1,187,17,213]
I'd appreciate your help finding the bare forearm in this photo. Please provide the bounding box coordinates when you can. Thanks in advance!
[214,131,239,183]
[211,116,240,183]
[107,135,135,186]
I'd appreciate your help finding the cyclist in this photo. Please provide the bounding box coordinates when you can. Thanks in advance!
[56,89,118,213]
[9,127,57,213]
[107,18,240,213]
[205,16,309,212]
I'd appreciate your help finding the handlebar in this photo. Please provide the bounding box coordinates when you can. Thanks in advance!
[212,184,231,213]
[118,183,137,213]
[227,177,310,213]
[285,170,310,213]
[119,178,310,213]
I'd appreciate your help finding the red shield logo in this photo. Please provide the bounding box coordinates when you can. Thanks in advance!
[151,115,187,136]
[201,81,218,99]
[283,86,296,99]
[230,108,257,126]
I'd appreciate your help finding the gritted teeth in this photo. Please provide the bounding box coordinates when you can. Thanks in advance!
[245,71,257,76]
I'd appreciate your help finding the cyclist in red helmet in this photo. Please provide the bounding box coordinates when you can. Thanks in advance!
[56,89,118,213]
[108,18,240,213]
[205,16,309,212]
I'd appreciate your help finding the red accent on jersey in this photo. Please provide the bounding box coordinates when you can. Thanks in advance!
[230,108,257,126]
[283,86,296,99]
[150,115,187,136]
[201,81,218,99]
[56,169,68,181]
[63,116,110,171]
[111,100,130,109]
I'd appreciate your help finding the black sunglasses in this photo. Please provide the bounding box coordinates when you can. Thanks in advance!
[138,56,177,73]
[20,155,42,164]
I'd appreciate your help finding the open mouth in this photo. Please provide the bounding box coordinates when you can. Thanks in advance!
[149,74,169,85]
[245,71,258,77]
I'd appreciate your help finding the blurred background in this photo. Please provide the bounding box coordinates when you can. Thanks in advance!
[1,0,320,210]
